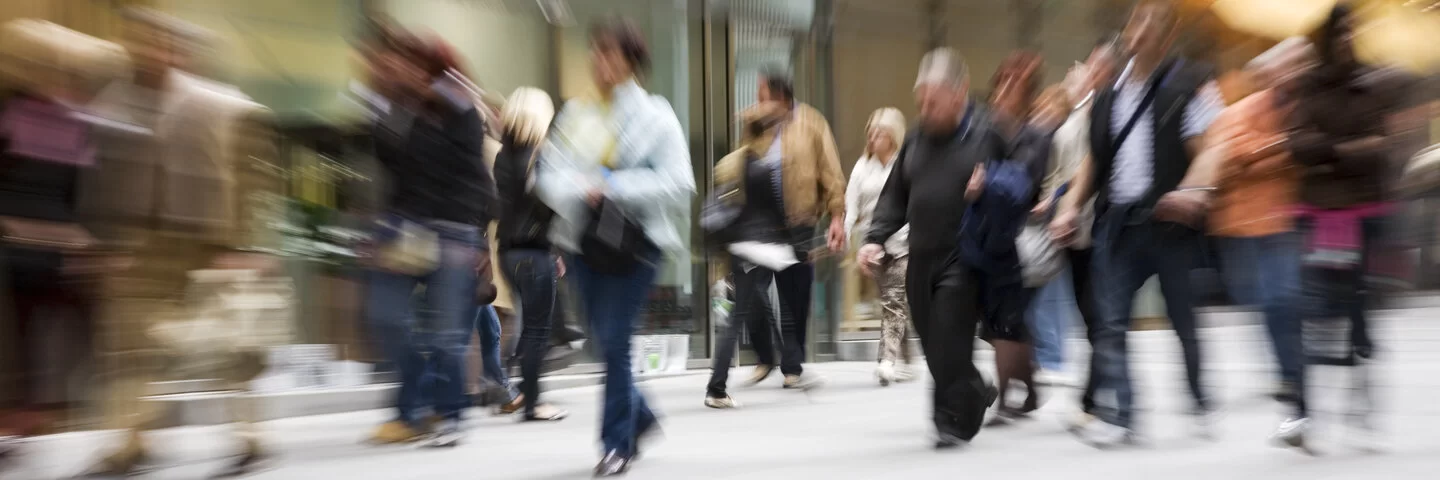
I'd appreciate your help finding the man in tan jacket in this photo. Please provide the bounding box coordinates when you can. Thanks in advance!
[80,9,285,477]
[713,67,845,389]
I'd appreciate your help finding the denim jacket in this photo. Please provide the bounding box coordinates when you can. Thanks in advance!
[535,80,696,254]
[957,158,1034,283]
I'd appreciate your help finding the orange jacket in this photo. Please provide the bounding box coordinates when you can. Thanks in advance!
[1208,90,1299,238]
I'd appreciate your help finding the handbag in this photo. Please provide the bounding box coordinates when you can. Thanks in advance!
[1399,143,1440,198]
[371,215,439,277]
[1017,185,1066,288]
[699,183,742,247]
[148,268,295,378]
[579,197,653,274]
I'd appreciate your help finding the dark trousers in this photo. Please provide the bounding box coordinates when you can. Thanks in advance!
[908,251,989,440]
[569,252,660,457]
[1090,210,1209,429]
[500,248,557,416]
[763,262,811,376]
[707,260,788,397]
[1067,248,1101,414]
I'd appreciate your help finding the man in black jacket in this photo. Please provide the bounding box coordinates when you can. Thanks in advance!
[857,47,1003,449]
[1050,0,1226,448]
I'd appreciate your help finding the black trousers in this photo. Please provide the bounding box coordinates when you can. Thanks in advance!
[1067,247,1101,414]
[908,251,989,440]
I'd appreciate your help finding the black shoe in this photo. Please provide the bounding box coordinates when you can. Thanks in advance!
[934,431,967,450]
[209,450,274,478]
[593,450,631,477]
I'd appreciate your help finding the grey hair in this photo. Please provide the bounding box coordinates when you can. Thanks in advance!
[1246,36,1317,72]
[915,47,969,90]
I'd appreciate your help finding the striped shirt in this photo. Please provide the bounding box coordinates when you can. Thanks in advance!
[1106,62,1224,204]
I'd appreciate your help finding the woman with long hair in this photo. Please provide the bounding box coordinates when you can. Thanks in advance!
[362,33,496,447]
[1283,4,1414,449]
[845,108,913,385]
[535,18,694,476]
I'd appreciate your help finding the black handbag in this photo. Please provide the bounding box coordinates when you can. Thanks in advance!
[699,183,742,247]
[579,197,653,274]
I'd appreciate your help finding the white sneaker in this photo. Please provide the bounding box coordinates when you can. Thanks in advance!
[876,361,897,387]
[894,364,917,383]
[1271,417,1311,451]
[1192,408,1223,441]
[1073,420,1138,449]
[1064,411,1096,433]
[704,395,741,409]
[1034,368,1071,387]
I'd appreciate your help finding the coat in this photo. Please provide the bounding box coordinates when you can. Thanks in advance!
[714,102,846,228]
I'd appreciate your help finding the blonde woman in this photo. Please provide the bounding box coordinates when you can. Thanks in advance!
[845,108,912,385]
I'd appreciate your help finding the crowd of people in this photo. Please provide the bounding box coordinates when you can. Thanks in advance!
[0,0,1432,477]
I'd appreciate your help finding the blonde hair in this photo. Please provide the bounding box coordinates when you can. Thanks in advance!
[501,87,556,146]
[864,107,906,158]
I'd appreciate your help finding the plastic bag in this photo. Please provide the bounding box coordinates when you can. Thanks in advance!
[711,278,734,329]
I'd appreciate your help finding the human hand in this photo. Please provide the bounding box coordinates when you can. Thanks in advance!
[1049,207,1078,247]
[1153,189,1211,228]
[827,217,846,253]
[1030,201,1052,219]
[965,163,986,202]
[586,187,605,207]
[556,256,566,278]
[856,243,885,277]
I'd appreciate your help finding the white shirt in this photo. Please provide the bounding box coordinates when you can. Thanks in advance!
[1106,61,1224,204]
[845,154,908,257]
[1045,104,1096,249]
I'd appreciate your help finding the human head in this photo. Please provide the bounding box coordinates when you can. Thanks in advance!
[914,47,970,133]
[989,50,1044,126]
[758,66,795,105]
[1312,5,1357,71]
[864,107,906,159]
[120,7,192,82]
[1121,0,1178,65]
[1031,85,1073,130]
[589,18,649,91]
[1246,37,1318,94]
[1085,36,1122,91]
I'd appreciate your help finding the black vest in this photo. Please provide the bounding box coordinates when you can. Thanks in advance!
[1089,58,1213,221]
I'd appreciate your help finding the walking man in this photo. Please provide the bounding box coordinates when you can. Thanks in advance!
[858,48,1002,449]
[1050,0,1227,447]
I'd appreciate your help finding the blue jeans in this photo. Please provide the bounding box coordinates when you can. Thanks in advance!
[1090,209,1209,428]
[472,304,515,399]
[569,252,660,457]
[1219,233,1305,415]
[500,248,557,416]
[1027,267,1077,372]
[366,220,479,424]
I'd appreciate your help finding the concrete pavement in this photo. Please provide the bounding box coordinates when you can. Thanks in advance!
[7,307,1440,479]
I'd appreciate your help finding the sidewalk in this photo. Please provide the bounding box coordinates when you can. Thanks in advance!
[7,308,1440,479]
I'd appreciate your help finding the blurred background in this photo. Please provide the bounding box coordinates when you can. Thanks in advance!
[0,0,1435,438]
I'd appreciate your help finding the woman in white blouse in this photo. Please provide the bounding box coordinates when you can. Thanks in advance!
[845,107,912,385]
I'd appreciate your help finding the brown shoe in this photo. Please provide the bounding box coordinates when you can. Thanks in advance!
[744,364,774,386]
[367,421,425,445]
[496,394,525,415]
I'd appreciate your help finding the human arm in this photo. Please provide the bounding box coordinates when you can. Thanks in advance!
[843,159,864,239]
[864,139,910,247]
[603,102,697,212]
[812,113,849,251]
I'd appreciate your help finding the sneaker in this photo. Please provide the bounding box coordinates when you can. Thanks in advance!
[1271,417,1311,451]
[876,361,898,387]
[704,395,741,409]
[894,364,917,383]
[1073,420,1138,449]
[523,404,569,421]
[783,373,826,390]
[745,364,774,386]
[367,421,426,445]
[1192,407,1222,441]
[420,419,464,448]
[1064,411,1096,433]
[1035,368,1071,387]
